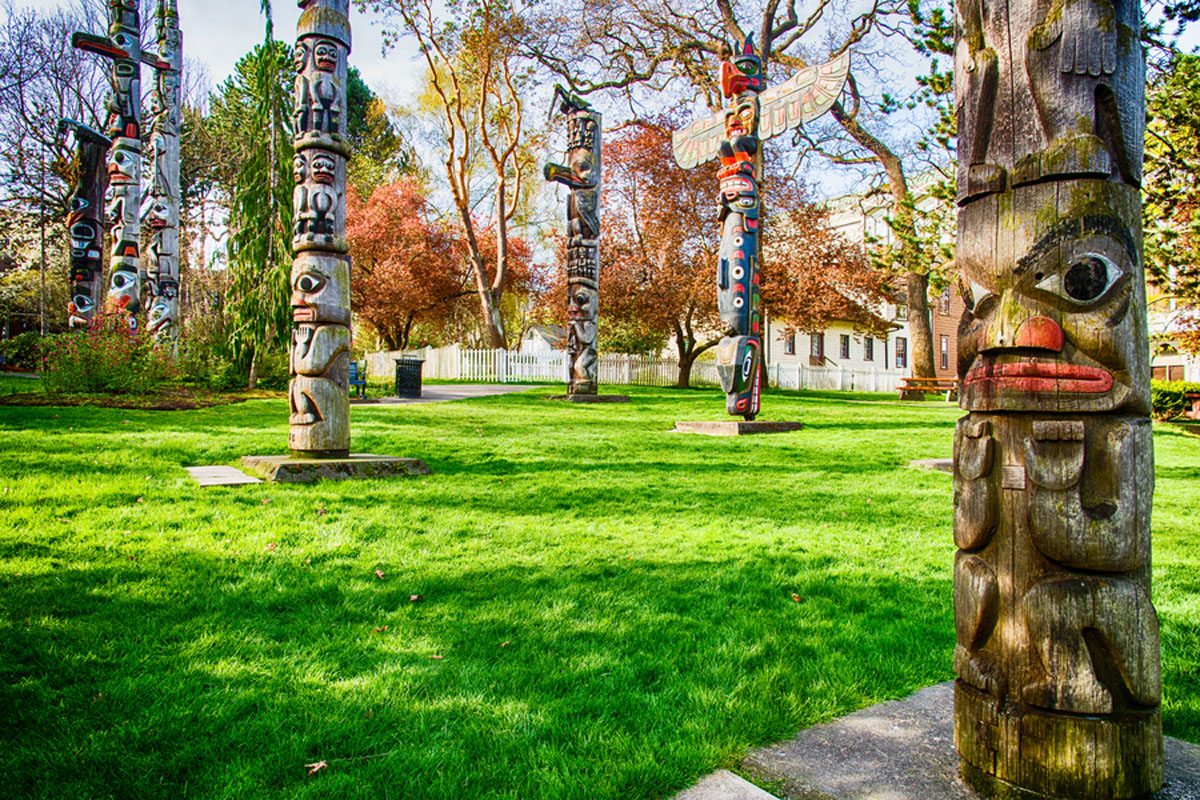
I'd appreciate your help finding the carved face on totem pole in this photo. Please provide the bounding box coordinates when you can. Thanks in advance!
[291,253,351,325]
[957,180,1150,416]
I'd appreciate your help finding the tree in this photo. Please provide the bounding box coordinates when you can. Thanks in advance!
[524,0,950,377]
[1144,51,1200,353]
[347,179,466,350]
[345,67,420,198]
[764,199,893,338]
[359,0,539,348]
[210,41,294,388]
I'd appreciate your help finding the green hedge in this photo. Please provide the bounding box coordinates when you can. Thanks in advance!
[1151,379,1200,420]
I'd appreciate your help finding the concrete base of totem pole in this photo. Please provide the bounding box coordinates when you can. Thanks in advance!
[544,394,631,403]
[673,420,803,436]
[241,454,431,484]
[735,682,1200,800]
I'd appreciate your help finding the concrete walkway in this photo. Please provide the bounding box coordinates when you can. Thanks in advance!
[351,384,546,405]
[673,682,1200,800]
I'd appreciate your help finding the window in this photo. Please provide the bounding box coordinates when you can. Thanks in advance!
[940,334,950,371]
[840,334,850,360]
[896,304,909,321]
[809,333,825,365]
[783,332,795,355]
[939,288,951,315]
[896,337,908,369]
[864,337,874,361]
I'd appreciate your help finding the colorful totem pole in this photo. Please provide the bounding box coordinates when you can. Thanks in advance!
[952,0,1160,795]
[289,0,352,456]
[545,88,602,396]
[142,0,182,342]
[59,120,111,328]
[673,41,849,419]
[73,0,143,327]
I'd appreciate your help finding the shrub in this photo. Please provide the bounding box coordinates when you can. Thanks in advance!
[41,312,176,395]
[0,331,42,371]
[1150,380,1200,420]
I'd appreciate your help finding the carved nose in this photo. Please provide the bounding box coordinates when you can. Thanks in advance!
[1014,316,1065,352]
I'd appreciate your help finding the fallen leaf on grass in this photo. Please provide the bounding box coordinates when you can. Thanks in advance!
[316,507,327,516]
[430,654,443,660]
[500,641,511,648]
[305,761,327,775]
[791,593,803,603]
[409,594,423,603]
[264,542,277,552]
[373,626,388,633]
[375,569,385,580]
[135,496,144,503]
[304,557,312,564]
[261,498,271,506]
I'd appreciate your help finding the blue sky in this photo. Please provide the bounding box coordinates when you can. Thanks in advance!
[16,0,423,101]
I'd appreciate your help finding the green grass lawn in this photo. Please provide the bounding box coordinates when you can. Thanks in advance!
[1,385,1196,800]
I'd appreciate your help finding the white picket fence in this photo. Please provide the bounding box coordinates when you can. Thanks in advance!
[364,345,905,393]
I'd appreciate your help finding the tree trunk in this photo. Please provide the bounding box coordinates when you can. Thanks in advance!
[247,346,259,390]
[906,271,936,378]
[677,351,695,388]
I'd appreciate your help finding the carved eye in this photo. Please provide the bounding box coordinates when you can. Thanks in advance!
[295,273,325,293]
[1035,253,1123,304]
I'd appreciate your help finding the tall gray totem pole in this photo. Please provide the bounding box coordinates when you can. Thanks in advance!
[673,41,849,418]
[545,88,602,396]
[73,0,143,327]
[289,0,352,456]
[60,120,111,328]
[143,0,182,342]
[952,0,1160,796]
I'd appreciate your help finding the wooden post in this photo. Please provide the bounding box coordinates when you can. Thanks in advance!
[672,41,850,420]
[59,120,111,328]
[73,0,143,327]
[545,88,602,396]
[952,0,1161,795]
[288,0,352,456]
[143,0,182,342]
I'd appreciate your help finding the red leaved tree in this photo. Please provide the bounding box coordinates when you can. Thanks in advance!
[347,179,467,351]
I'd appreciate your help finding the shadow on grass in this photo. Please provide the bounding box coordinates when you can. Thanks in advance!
[1,547,953,800]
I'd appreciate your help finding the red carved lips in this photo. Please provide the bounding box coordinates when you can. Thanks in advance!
[292,307,315,322]
[964,362,1113,394]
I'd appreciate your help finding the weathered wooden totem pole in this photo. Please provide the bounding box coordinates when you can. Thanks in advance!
[73,0,143,327]
[545,88,602,396]
[673,41,849,418]
[142,0,182,342]
[289,0,352,456]
[952,0,1160,795]
[59,119,111,328]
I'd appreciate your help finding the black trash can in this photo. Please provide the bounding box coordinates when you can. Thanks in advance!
[394,357,425,398]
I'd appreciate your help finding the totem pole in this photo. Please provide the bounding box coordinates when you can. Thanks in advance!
[290,0,352,456]
[59,120,111,328]
[142,0,182,342]
[673,41,849,419]
[73,0,143,326]
[545,88,602,396]
[952,0,1160,796]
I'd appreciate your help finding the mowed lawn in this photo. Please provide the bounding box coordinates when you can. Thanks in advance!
[1,384,1197,800]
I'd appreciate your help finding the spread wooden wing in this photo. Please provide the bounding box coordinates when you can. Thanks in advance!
[757,50,851,141]
[672,111,725,169]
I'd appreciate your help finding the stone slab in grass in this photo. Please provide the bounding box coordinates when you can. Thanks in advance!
[241,454,431,483]
[742,682,1200,800]
[543,394,632,403]
[185,465,262,486]
[909,458,953,473]
[673,769,781,800]
[674,420,803,436]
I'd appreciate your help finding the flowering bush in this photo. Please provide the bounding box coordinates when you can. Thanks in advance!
[41,312,176,395]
